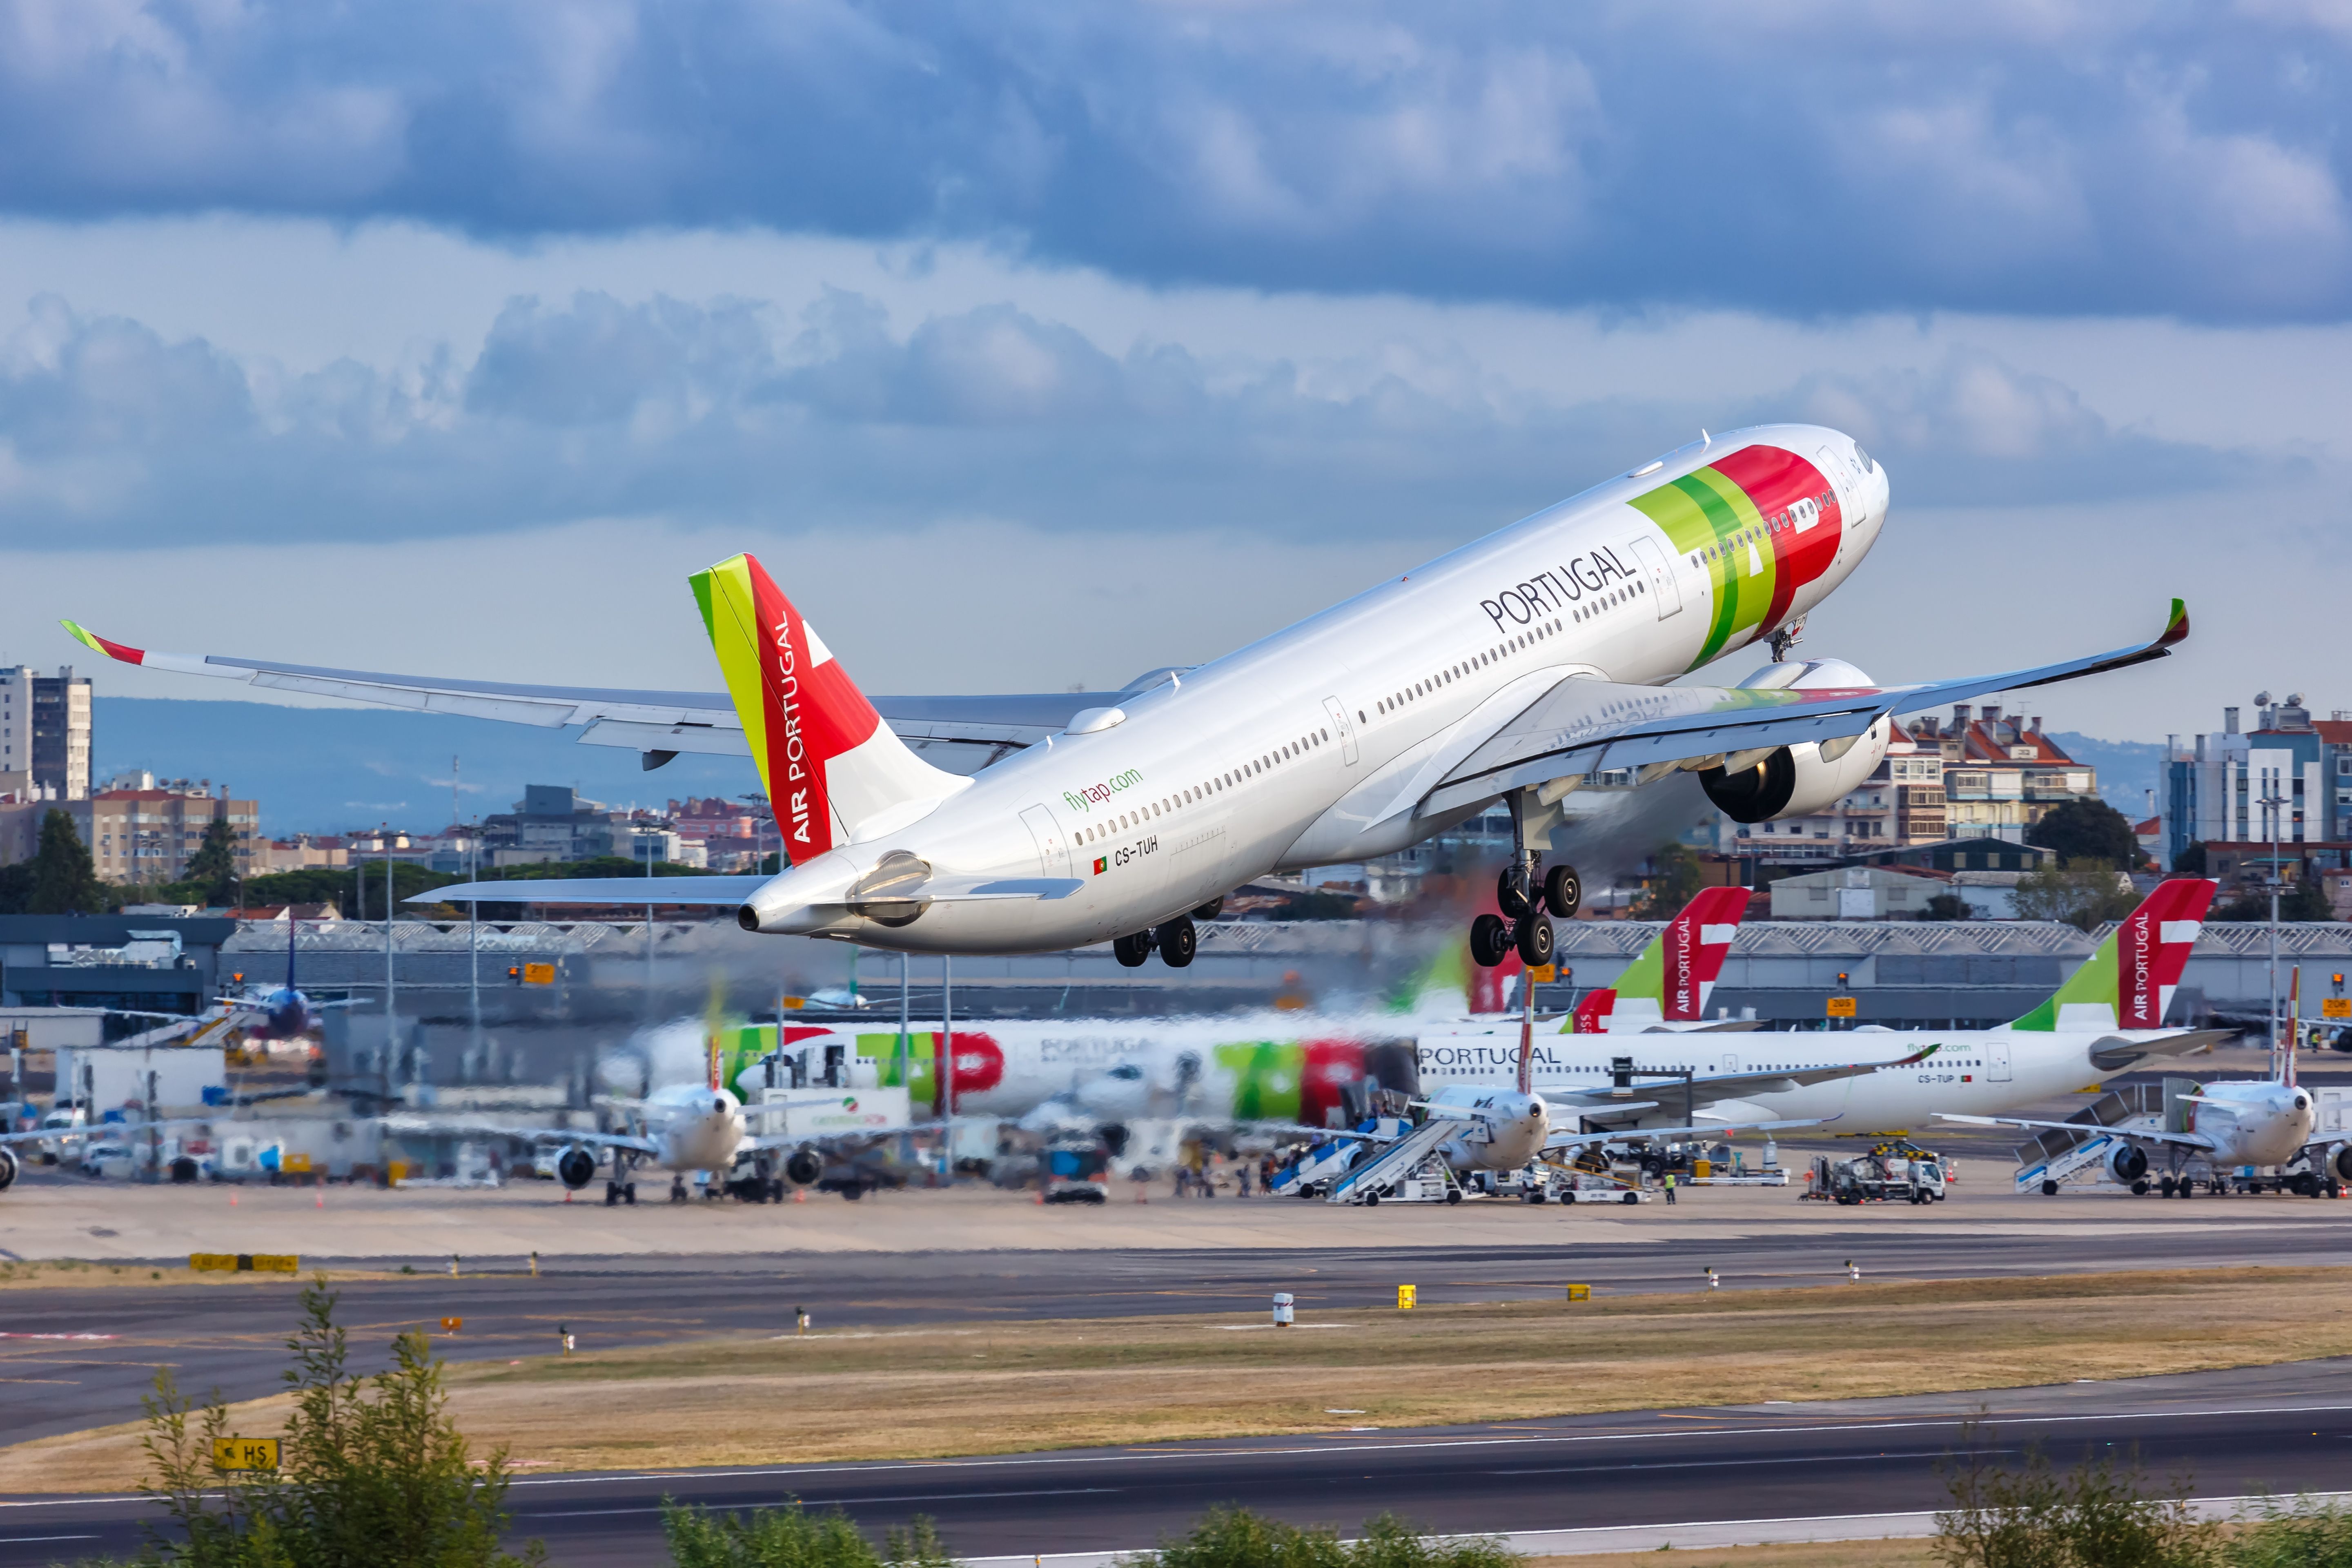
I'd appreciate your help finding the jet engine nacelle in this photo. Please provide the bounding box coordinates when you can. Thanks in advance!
[1695,661,1891,824]
[2106,1143,2149,1183]
[2331,1142,2352,1183]
[555,1147,598,1190]
[784,1147,824,1187]
[0,1146,15,1192]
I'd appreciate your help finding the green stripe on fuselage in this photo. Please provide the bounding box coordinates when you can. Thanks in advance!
[1630,470,1764,665]
[1683,468,1774,654]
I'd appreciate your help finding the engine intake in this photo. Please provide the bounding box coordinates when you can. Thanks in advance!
[2331,1143,2352,1183]
[0,1146,15,1192]
[784,1148,824,1187]
[555,1147,598,1190]
[2106,1143,2149,1183]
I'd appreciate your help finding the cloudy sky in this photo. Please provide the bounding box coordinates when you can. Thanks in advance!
[2,0,2347,742]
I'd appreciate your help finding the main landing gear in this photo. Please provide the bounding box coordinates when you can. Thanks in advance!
[1472,860,1580,968]
[1113,912,1203,969]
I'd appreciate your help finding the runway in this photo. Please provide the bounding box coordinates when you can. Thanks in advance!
[8,1216,2352,1451]
[7,1358,2351,1566]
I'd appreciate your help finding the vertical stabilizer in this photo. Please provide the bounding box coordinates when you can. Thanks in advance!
[691,554,966,864]
[1576,886,1753,1031]
[2010,877,2215,1031]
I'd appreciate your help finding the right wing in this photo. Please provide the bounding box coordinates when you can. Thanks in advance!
[60,621,1094,768]
[1419,600,2188,815]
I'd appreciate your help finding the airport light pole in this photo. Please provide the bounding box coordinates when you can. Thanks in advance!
[2260,787,2285,1076]
[468,817,481,1069]
[383,825,399,1094]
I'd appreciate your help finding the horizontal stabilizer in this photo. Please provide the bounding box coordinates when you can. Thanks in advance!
[409,877,771,906]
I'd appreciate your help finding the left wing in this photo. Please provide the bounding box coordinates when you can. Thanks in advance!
[59,622,1091,768]
[1544,1116,1820,1153]
[379,1118,662,1157]
[1545,1048,1937,1120]
[1421,600,2187,814]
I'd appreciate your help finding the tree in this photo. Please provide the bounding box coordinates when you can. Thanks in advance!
[134,1278,540,1568]
[2027,797,2142,869]
[2211,878,2335,923]
[27,809,105,915]
[2172,840,2207,876]
[2011,858,2140,933]
[181,820,239,906]
[1633,842,1705,919]
[1921,891,1970,922]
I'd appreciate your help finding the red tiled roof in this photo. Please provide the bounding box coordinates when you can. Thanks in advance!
[2314,721,2352,745]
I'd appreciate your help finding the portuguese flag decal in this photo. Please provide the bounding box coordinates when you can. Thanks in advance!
[1093,856,1107,875]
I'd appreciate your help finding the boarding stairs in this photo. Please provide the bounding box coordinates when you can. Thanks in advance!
[2010,1082,2165,1193]
[1327,1116,1461,1205]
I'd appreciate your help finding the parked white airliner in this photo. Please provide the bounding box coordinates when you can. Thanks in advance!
[67,426,2186,969]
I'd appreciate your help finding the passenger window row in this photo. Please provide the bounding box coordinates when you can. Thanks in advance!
[1374,617,1566,717]
[1073,726,1334,845]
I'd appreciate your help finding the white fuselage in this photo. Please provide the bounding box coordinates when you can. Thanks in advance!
[1424,1084,1552,1174]
[2182,1082,2318,1167]
[746,425,1889,952]
[1417,1024,2185,1133]
[637,1080,751,1173]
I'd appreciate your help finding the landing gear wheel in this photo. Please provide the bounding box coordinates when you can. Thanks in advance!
[1497,867,1532,919]
[624,1183,637,1205]
[671,1175,689,1203]
[2160,1176,2176,1197]
[2130,1179,2150,1196]
[1112,931,1154,968]
[605,1182,619,1207]
[1543,863,1582,918]
[1156,917,1198,968]
[1470,913,1512,969]
[1190,896,1225,920]
[1515,913,1555,967]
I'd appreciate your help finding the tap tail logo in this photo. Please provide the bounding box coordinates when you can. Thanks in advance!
[693,553,961,865]
[1587,885,1755,1030]
[2011,877,2215,1031]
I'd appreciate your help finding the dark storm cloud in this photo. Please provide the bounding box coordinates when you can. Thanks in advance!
[0,2,2347,321]
[0,289,2280,551]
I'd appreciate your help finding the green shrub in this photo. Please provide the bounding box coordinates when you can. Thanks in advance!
[661,1501,953,1568]
[2225,1498,2352,1568]
[1138,1508,1515,1568]
[1936,1437,2210,1568]
[109,1277,538,1568]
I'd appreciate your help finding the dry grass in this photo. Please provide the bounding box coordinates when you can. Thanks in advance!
[0,1259,405,1290]
[1524,1543,1938,1568]
[7,1266,2350,1494]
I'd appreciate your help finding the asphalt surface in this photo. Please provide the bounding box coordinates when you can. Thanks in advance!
[10,1221,2352,1450]
[8,1358,2352,1566]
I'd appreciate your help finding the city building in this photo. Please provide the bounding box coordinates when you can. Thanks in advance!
[1769,864,1946,920]
[478,785,635,866]
[1918,704,2096,843]
[668,796,773,871]
[254,834,352,873]
[0,666,92,802]
[2162,693,2352,873]
[70,781,258,886]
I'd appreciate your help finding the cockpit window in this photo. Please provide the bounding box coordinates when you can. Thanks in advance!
[1854,445,1875,472]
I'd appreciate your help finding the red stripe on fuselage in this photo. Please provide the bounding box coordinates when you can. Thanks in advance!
[1706,445,1843,641]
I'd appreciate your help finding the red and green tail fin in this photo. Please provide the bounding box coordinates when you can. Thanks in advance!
[2010,877,2215,1031]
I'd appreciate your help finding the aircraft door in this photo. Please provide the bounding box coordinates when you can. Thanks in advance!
[1323,697,1360,765]
[1986,1036,2012,1082]
[1627,536,1682,618]
[1019,804,1073,878]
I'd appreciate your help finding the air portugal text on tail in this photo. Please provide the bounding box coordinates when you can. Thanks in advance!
[68,425,2196,964]
[2011,878,2216,1033]
[692,553,966,870]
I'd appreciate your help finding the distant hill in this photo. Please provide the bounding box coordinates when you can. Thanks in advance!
[93,698,762,836]
[2049,731,2167,820]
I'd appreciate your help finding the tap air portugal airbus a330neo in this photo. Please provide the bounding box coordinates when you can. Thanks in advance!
[64,426,2189,969]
